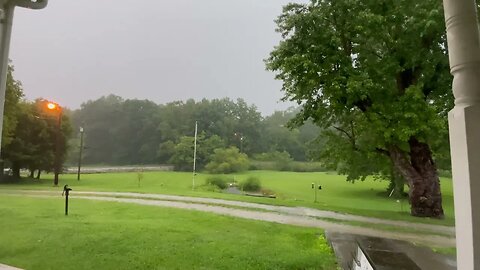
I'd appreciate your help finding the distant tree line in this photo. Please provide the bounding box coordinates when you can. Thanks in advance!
[68,95,320,169]
[0,65,320,178]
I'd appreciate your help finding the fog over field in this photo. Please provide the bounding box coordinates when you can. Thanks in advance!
[11,0,308,115]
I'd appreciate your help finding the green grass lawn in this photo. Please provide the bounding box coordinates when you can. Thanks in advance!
[0,196,337,270]
[0,170,455,225]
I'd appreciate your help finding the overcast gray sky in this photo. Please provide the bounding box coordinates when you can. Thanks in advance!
[10,0,303,115]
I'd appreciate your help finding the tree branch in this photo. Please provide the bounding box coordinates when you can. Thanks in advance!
[333,125,357,150]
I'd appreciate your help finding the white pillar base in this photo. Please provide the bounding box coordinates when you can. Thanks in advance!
[449,104,480,269]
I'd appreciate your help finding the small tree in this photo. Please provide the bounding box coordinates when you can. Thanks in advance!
[205,147,249,174]
[169,133,226,171]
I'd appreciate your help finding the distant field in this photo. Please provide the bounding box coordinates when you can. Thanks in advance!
[0,196,337,269]
[0,170,455,225]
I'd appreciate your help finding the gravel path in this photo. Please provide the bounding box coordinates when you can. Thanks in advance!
[1,190,456,247]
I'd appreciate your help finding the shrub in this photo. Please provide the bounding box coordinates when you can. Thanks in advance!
[205,176,228,189]
[249,160,276,171]
[240,177,261,192]
[275,152,293,171]
[205,147,249,174]
[252,151,293,171]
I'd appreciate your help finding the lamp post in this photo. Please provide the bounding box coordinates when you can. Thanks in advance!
[77,127,84,181]
[0,0,48,153]
[46,101,62,186]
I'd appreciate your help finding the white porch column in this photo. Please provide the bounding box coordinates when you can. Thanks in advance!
[444,0,480,269]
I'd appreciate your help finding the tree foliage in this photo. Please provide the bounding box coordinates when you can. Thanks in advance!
[70,96,318,166]
[266,0,451,218]
[169,133,226,171]
[2,65,24,148]
[2,100,72,178]
[1,66,73,179]
[205,147,249,174]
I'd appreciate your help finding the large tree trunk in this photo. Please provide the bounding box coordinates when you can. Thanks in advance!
[388,137,444,218]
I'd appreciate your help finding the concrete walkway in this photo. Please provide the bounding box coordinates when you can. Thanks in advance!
[2,190,456,248]
[0,263,22,270]
[326,231,457,270]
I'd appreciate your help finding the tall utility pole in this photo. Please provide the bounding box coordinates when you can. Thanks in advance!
[77,127,84,181]
[0,0,48,152]
[192,121,198,190]
[51,103,62,186]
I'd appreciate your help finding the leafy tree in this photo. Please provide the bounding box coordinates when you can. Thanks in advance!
[111,99,160,164]
[72,95,124,164]
[169,133,226,171]
[2,64,24,149]
[169,136,195,171]
[253,150,293,171]
[205,147,249,174]
[266,0,451,218]
[263,109,320,160]
[157,140,175,163]
[2,100,72,178]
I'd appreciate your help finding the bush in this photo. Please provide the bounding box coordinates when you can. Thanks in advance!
[240,177,261,192]
[206,147,249,174]
[205,176,228,189]
[249,161,276,171]
[252,151,293,171]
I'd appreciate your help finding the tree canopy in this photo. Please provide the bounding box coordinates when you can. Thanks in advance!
[1,66,72,180]
[266,0,452,218]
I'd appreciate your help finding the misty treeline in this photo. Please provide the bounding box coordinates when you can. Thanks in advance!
[68,95,321,168]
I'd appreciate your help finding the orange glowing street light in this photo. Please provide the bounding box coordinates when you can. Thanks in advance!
[46,102,57,110]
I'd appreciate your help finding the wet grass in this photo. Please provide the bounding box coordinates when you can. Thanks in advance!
[0,170,455,226]
[0,196,337,270]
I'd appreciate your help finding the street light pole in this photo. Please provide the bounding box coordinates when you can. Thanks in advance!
[77,127,84,181]
[53,108,62,186]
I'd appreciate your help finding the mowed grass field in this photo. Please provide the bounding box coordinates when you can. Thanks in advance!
[0,196,337,270]
[0,170,455,225]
